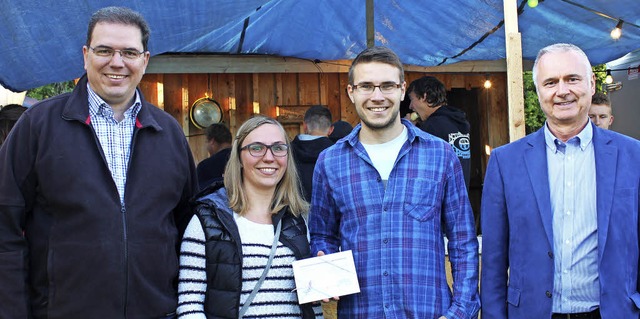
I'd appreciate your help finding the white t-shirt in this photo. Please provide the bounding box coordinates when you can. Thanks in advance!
[362,126,408,182]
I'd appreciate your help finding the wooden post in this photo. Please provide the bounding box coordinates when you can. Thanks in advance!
[227,76,237,135]
[366,0,374,48]
[181,76,190,140]
[503,0,526,142]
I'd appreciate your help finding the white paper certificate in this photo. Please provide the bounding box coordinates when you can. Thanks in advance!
[292,250,360,304]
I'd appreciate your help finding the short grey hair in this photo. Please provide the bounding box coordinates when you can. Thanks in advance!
[532,43,592,90]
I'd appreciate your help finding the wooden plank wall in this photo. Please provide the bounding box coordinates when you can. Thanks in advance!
[139,72,508,168]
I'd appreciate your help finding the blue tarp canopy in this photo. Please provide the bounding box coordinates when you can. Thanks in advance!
[1,0,639,92]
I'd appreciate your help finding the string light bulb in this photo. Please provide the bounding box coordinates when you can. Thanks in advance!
[610,20,623,40]
[527,0,538,8]
[485,145,492,156]
[484,74,492,89]
[605,70,614,84]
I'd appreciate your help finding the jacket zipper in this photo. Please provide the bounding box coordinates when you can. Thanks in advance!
[122,126,139,318]
[121,203,128,318]
[74,112,139,318]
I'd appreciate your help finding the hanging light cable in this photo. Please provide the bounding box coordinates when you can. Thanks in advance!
[610,20,623,39]
[559,1,640,41]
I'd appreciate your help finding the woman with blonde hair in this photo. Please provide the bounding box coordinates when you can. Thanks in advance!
[177,115,323,318]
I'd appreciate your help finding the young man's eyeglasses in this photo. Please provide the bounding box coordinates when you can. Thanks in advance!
[241,142,289,157]
[89,46,146,60]
[352,82,401,95]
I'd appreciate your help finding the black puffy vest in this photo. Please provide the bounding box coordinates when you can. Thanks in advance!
[193,190,316,318]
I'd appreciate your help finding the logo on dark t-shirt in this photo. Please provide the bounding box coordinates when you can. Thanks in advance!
[448,132,470,159]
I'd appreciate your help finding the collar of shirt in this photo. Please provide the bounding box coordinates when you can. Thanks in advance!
[297,134,324,141]
[87,84,142,121]
[544,121,593,153]
[345,118,419,148]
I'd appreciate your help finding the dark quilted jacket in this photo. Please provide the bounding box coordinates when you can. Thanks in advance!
[192,182,316,318]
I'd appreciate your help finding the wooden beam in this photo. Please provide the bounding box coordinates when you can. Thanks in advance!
[252,74,260,114]
[146,55,524,74]
[180,76,190,139]
[366,0,374,48]
[227,75,237,135]
[503,0,526,142]
[319,73,328,106]
[147,55,350,74]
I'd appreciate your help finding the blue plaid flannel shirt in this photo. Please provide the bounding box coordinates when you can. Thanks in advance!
[309,119,480,319]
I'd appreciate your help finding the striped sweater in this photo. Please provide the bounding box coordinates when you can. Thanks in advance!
[178,213,323,318]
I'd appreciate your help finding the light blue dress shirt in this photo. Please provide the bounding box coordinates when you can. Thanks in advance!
[544,122,599,313]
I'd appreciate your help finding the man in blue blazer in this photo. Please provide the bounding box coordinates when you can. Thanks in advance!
[481,43,640,319]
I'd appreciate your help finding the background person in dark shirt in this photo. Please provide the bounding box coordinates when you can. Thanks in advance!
[196,123,232,189]
[407,76,471,189]
[328,120,353,143]
[291,105,334,201]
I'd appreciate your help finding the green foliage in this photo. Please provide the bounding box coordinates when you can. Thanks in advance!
[26,81,75,101]
[592,64,607,93]
[523,71,545,134]
[523,64,606,134]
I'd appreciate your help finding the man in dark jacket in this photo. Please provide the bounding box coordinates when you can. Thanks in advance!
[196,123,232,189]
[328,120,353,143]
[407,76,471,189]
[290,105,334,201]
[0,7,197,319]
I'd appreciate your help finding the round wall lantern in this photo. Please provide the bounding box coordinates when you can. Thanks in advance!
[190,97,222,129]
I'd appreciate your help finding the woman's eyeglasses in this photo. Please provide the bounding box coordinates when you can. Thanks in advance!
[241,142,289,157]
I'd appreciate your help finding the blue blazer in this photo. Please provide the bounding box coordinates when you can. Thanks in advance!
[481,123,640,318]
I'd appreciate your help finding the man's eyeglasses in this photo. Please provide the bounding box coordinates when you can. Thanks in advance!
[89,46,146,60]
[352,82,401,95]
[241,142,289,157]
